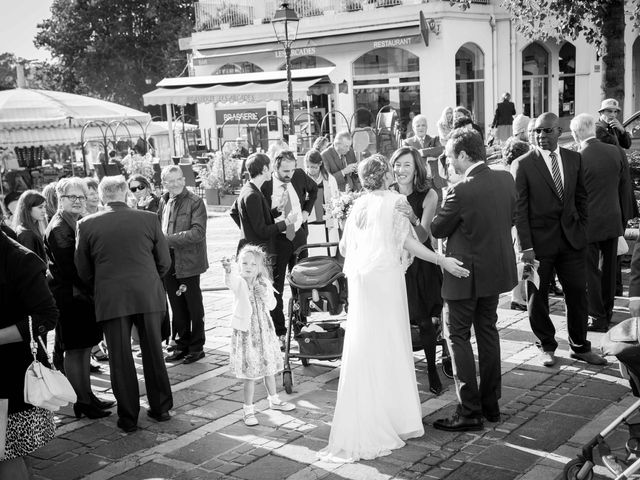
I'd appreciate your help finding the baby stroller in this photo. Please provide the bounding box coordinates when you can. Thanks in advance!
[282,243,348,394]
[563,317,640,480]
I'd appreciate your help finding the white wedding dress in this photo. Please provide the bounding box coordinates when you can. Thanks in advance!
[318,190,425,463]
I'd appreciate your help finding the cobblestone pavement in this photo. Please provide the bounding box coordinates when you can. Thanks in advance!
[30,211,636,480]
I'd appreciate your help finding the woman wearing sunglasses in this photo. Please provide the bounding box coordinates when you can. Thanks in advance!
[128,174,159,213]
[44,177,112,420]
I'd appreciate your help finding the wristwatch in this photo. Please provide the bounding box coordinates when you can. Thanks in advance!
[412,217,420,227]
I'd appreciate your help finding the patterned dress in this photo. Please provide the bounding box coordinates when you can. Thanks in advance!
[229,279,284,380]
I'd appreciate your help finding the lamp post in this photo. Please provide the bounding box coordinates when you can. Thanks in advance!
[272,2,299,140]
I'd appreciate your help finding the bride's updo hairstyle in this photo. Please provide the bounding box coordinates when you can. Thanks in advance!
[358,154,389,191]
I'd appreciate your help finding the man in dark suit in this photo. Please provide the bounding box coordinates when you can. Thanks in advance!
[229,153,297,255]
[321,131,360,192]
[75,176,173,433]
[431,129,517,431]
[571,113,627,332]
[515,112,606,367]
[402,114,441,150]
[261,150,317,340]
[628,242,640,318]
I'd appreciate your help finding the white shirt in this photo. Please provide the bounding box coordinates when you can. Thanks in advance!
[271,176,302,232]
[537,147,564,187]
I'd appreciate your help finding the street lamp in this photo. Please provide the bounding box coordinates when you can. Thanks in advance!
[272,2,299,139]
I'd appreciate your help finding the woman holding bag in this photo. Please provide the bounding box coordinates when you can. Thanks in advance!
[0,223,58,479]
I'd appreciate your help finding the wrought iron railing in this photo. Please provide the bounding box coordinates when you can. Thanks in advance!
[194,0,491,32]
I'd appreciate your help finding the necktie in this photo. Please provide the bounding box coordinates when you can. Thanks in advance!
[550,152,564,201]
[282,185,295,241]
[162,197,175,235]
[313,183,324,221]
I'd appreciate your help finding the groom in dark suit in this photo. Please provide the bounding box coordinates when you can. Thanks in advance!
[431,129,517,431]
[261,150,317,338]
[515,112,606,367]
[229,153,297,256]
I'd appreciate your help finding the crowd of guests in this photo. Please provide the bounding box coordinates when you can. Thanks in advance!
[1,96,638,475]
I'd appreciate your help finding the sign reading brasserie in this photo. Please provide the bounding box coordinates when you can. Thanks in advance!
[215,108,267,124]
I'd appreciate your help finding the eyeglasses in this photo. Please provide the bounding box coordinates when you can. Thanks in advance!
[533,127,556,134]
[603,109,619,114]
[130,184,146,192]
[61,195,86,203]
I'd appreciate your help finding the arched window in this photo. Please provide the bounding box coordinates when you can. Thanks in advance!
[522,42,549,118]
[558,42,576,130]
[351,47,420,135]
[214,62,263,75]
[278,55,335,70]
[455,43,485,131]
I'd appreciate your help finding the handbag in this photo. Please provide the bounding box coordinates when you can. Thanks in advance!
[23,317,76,412]
[617,236,629,256]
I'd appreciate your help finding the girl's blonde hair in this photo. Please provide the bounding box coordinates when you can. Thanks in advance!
[237,245,273,283]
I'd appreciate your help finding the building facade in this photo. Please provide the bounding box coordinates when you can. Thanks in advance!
[143,0,640,152]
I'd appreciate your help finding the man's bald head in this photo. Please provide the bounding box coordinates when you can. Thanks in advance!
[534,113,561,152]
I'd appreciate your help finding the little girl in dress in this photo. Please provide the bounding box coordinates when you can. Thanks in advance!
[222,245,296,426]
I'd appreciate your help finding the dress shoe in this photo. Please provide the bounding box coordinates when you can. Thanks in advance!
[73,402,112,419]
[570,350,607,365]
[183,351,205,364]
[550,283,564,296]
[540,351,556,367]
[483,412,501,422]
[510,302,527,311]
[433,413,483,432]
[587,320,608,333]
[90,392,115,410]
[165,350,188,362]
[428,367,443,395]
[117,418,138,433]
[147,409,171,422]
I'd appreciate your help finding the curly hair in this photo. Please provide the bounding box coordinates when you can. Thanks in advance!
[237,244,273,283]
[358,154,389,191]
[501,138,530,165]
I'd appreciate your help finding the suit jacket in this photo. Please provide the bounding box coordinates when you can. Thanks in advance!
[579,138,626,242]
[261,169,318,248]
[630,241,640,297]
[492,100,516,127]
[515,147,588,256]
[321,146,360,191]
[75,202,171,322]
[432,163,517,300]
[402,135,440,150]
[595,119,632,149]
[229,182,286,254]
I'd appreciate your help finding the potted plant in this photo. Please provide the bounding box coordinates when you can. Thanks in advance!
[197,151,240,206]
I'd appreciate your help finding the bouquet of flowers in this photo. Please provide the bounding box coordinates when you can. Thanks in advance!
[324,188,363,227]
[121,152,154,180]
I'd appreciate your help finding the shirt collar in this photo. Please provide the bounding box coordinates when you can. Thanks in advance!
[464,161,483,178]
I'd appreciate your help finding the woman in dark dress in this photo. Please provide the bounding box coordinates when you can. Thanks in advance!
[44,177,111,419]
[12,190,48,262]
[391,146,444,394]
[0,227,58,479]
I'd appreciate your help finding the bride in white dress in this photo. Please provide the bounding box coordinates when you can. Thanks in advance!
[318,154,469,463]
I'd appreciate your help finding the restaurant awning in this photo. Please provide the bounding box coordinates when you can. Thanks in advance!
[0,122,169,149]
[143,67,335,107]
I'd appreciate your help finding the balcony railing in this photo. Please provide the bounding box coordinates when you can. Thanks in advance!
[194,0,491,32]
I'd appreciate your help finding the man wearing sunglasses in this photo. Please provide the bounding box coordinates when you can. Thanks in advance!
[514,112,606,368]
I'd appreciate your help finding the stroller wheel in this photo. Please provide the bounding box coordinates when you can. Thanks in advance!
[563,458,594,480]
[442,358,454,379]
[301,357,310,367]
[283,371,293,394]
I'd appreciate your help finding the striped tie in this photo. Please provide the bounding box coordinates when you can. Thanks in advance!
[550,152,564,200]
